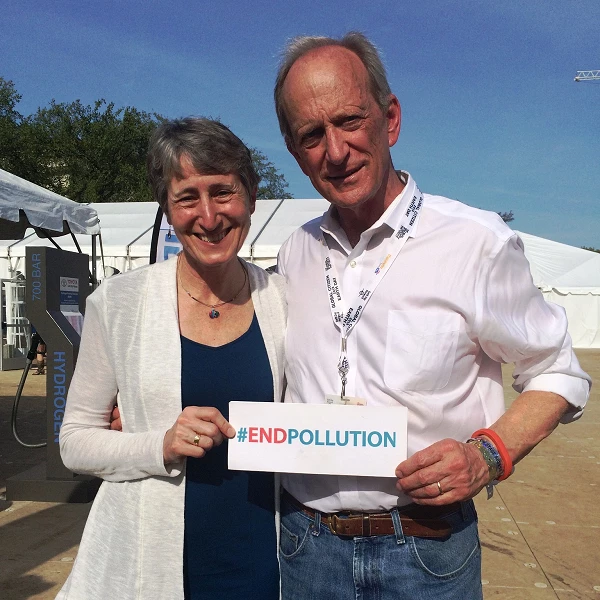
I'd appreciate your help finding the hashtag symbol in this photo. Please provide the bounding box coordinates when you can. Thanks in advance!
[237,427,248,442]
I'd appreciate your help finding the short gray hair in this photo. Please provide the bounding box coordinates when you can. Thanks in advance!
[274,32,392,145]
[147,117,259,213]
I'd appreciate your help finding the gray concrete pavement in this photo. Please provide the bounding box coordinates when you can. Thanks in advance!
[0,351,598,599]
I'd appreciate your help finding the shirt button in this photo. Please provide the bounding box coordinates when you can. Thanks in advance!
[350,260,357,268]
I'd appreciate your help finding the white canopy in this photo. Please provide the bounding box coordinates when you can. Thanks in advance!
[0,168,100,239]
[0,200,330,279]
[0,202,157,279]
[515,231,600,348]
[516,231,600,292]
[2,200,598,347]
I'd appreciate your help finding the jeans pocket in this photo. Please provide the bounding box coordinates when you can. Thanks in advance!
[279,511,313,560]
[409,507,481,578]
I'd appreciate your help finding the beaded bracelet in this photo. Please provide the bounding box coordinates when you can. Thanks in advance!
[479,437,504,477]
[472,428,513,482]
[467,438,501,482]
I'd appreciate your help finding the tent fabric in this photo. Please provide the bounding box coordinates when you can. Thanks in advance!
[0,169,100,239]
[2,200,599,347]
[516,230,600,292]
[515,231,600,348]
[542,289,600,348]
[0,202,157,280]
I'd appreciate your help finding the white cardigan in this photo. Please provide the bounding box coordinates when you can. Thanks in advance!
[57,258,287,600]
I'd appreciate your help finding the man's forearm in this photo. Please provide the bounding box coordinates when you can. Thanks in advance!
[487,390,571,466]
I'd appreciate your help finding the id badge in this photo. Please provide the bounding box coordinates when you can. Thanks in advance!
[325,394,367,406]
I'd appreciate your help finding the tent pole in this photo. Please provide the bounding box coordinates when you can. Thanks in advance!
[248,198,285,265]
[98,233,106,283]
[126,225,153,272]
[34,228,62,251]
[91,235,97,289]
[66,223,82,254]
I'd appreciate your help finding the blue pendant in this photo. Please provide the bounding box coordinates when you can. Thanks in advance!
[209,309,220,319]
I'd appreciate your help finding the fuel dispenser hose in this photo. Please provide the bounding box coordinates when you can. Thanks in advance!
[11,331,47,448]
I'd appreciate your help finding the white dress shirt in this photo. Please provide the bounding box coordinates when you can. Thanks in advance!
[278,173,590,513]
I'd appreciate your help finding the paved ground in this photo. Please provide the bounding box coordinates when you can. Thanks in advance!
[0,351,598,599]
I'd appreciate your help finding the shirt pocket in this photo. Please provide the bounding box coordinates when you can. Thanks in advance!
[384,310,461,392]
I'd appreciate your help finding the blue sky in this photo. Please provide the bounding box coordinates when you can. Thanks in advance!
[1,0,598,247]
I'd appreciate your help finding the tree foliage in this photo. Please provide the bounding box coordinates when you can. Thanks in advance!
[251,148,292,199]
[582,246,600,253]
[497,210,514,223]
[0,78,292,202]
[0,77,24,173]
[24,99,164,202]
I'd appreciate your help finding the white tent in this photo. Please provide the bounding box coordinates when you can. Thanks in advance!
[516,231,600,348]
[3,199,598,348]
[0,168,100,238]
[0,168,101,279]
[0,202,156,280]
[0,169,101,369]
[0,200,331,279]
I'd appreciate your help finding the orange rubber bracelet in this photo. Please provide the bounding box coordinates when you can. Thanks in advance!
[471,428,513,481]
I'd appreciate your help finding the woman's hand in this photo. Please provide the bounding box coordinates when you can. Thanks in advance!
[163,406,235,464]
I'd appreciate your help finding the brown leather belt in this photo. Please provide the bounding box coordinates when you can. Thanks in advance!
[283,491,457,539]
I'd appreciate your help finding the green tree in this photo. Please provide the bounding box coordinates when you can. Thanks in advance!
[251,148,292,199]
[497,210,514,223]
[2,78,292,203]
[0,77,24,173]
[25,99,163,202]
[582,246,600,253]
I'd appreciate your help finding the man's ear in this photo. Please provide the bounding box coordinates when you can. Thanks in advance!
[386,94,401,148]
[286,137,309,176]
[249,186,257,215]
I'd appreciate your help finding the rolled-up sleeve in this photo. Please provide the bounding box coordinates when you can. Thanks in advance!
[476,234,591,422]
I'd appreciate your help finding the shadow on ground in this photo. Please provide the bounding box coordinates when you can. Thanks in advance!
[0,499,91,599]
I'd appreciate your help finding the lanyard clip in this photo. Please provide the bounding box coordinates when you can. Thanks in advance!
[340,380,348,403]
[338,337,349,402]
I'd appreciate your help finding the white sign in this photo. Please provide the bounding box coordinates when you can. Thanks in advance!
[228,402,408,478]
[59,276,79,293]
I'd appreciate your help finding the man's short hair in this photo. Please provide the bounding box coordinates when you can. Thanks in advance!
[147,117,259,214]
[274,32,392,145]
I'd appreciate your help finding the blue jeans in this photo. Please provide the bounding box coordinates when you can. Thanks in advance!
[279,495,482,600]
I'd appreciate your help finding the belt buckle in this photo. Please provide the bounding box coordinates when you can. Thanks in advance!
[328,513,343,536]
[329,512,370,536]
[328,512,353,536]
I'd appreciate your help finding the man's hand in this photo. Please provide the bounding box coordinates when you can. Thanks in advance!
[109,405,122,431]
[395,438,490,505]
[396,392,573,505]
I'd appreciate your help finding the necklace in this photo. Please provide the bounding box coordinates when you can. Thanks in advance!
[178,259,248,319]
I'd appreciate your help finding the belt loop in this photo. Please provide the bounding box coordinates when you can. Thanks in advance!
[311,510,321,537]
[390,507,405,545]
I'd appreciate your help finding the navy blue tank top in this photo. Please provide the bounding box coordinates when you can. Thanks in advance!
[181,314,278,600]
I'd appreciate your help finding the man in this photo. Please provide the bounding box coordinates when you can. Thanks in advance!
[274,32,590,599]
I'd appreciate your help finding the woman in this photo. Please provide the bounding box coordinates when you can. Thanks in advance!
[57,118,286,600]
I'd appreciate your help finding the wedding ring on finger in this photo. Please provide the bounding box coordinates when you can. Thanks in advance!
[193,434,201,447]
[436,481,444,496]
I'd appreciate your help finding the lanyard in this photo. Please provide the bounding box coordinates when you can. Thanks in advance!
[320,178,423,398]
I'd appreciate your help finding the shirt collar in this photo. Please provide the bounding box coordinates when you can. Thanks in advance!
[320,171,422,249]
